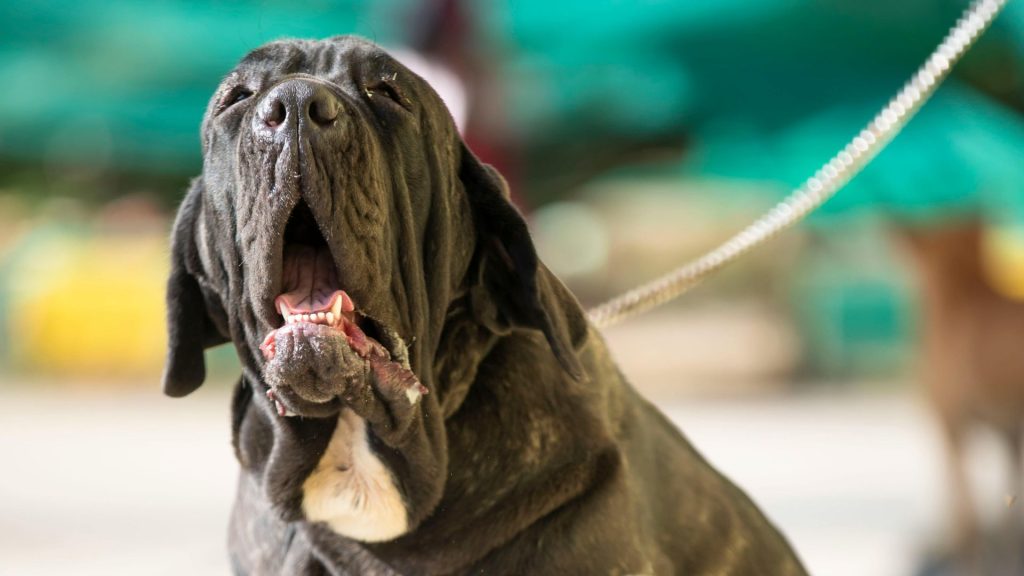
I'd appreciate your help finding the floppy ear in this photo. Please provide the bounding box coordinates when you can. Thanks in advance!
[460,144,587,380]
[163,179,229,397]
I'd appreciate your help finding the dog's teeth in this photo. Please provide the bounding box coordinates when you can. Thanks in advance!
[331,296,343,318]
[281,310,341,325]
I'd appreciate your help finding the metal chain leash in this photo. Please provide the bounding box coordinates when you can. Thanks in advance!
[587,0,1010,329]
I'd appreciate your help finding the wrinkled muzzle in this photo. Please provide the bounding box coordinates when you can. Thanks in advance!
[237,77,418,418]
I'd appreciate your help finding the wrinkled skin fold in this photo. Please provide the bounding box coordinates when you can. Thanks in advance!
[163,36,808,575]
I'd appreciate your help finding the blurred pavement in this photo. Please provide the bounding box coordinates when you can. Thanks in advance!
[0,381,1008,576]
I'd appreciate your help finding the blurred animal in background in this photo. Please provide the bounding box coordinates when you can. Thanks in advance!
[162,36,807,575]
[903,222,1024,574]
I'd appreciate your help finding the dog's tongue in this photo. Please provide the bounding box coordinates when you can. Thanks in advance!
[275,244,341,313]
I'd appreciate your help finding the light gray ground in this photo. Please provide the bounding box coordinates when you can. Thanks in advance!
[0,381,1010,576]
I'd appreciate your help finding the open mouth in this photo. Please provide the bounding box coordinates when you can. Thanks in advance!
[258,200,356,358]
[272,200,355,330]
[258,199,416,417]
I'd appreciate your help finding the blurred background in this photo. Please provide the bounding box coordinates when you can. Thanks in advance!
[2,1,1024,575]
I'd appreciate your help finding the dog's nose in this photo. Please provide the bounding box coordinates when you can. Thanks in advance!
[254,79,341,135]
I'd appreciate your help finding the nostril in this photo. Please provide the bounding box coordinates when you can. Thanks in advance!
[308,98,339,126]
[256,80,341,135]
[264,100,286,128]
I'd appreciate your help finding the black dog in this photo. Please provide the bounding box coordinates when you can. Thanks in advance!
[163,36,806,575]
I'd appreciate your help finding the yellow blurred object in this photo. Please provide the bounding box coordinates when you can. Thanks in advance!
[983,226,1024,301]
[8,232,169,378]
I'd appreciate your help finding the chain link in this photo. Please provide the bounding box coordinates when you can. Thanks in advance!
[587,0,1010,329]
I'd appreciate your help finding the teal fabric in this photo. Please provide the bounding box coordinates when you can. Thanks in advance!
[0,0,410,172]
[485,0,1024,220]
[1,0,1022,218]
[686,84,1024,222]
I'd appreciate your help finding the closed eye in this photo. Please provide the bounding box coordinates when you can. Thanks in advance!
[365,77,411,112]
[215,86,254,115]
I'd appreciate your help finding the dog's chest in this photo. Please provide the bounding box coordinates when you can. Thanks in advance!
[301,409,408,542]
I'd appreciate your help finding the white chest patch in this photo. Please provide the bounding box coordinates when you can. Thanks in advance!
[301,409,409,542]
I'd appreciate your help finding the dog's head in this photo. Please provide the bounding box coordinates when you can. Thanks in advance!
[163,36,585,416]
